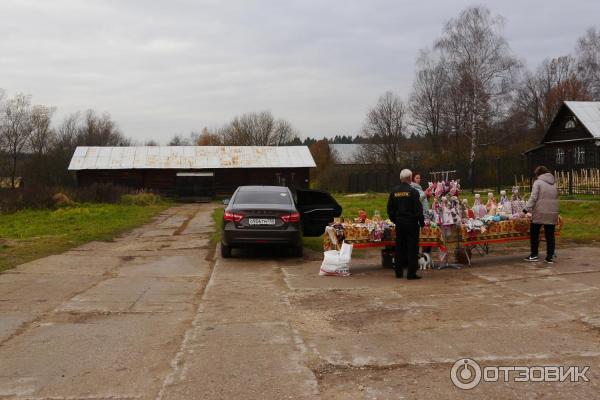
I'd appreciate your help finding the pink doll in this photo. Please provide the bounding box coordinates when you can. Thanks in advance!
[472,194,487,218]
[435,181,445,198]
[449,180,461,197]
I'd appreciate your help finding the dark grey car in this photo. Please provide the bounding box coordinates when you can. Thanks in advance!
[221,186,341,258]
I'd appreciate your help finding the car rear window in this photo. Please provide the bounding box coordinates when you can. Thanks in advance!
[234,191,292,205]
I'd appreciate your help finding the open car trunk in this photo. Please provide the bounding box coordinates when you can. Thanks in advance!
[295,189,342,237]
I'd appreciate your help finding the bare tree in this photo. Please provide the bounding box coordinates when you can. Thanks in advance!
[357,91,408,174]
[77,110,130,146]
[29,105,56,156]
[222,111,295,146]
[0,93,34,187]
[168,134,192,146]
[435,6,520,190]
[515,56,589,138]
[409,50,449,154]
[576,27,600,100]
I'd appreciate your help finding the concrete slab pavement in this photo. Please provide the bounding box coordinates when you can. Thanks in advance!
[1,202,600,399]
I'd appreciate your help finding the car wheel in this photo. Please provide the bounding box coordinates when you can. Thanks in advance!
[291,245,303,258]
[221,243,232,258]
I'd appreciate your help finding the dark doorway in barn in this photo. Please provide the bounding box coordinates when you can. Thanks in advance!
[176,172,215,201]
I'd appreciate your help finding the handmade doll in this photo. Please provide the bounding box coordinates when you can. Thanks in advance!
[449,180,461,197]
[435,181,445,198]
[431,197,442,225]
[510,186,526,219]
[425,183,433,200]
[449,196,461,225]
[358,209,367,223]
[440,196,455,226]
[499,190,512,216]
[486,192,497,215]
[462,198,474,219]
[472,194,487,218]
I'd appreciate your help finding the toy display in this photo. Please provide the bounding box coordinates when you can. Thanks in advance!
[321,183,563,268]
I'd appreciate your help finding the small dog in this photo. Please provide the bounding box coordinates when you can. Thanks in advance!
[418,253,432,270]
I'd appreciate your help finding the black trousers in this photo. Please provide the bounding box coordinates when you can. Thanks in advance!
[530,223,555,259]
[395,222,420,277]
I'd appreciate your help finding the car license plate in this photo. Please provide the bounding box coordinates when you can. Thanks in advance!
[248,218,276,226]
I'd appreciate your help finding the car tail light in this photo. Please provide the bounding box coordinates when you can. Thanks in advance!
[281,212,300,223]
[224,211,244,222]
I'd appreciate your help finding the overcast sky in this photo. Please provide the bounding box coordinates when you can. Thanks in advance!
[1,0,599,143]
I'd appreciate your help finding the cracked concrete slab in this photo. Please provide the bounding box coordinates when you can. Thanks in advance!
[0,203,216,400]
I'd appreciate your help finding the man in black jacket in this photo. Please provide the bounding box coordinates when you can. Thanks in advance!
[386,169,424,280]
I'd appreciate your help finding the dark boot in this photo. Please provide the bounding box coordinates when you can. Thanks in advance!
[407,274,422,280]
[394,268,403,278]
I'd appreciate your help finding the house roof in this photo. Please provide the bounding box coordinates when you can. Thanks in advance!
[68,146,316,170]
[564,101,600,139]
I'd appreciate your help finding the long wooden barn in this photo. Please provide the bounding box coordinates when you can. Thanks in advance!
[68,146,316,199]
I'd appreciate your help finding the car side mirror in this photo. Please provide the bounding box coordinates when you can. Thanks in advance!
[222,198,230,206]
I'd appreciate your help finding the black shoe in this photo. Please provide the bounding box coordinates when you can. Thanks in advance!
[544,258,554,264]
[407,275,422,280]
[395,272,403,279]
[524,256,539,262]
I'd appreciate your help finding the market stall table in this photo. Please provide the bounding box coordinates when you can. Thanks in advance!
[323,217,563,268]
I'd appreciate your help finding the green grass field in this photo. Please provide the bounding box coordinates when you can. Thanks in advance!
[0,203,171,273]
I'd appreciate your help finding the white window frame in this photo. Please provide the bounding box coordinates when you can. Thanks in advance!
[574,146,585,165]
[555,147,565,165]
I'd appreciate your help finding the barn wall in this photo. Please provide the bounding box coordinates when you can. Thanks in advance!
[77,168,310,197]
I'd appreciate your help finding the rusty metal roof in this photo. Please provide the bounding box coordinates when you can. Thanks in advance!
[68,146,316,170]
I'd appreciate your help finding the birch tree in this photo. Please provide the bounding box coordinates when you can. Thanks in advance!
[435,6,520,190]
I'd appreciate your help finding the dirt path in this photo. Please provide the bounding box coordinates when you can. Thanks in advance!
[1,204,600,399]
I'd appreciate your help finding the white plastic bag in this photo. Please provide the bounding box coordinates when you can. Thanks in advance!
[319,243,352,277]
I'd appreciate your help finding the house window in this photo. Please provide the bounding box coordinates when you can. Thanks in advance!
[575,146,586,165]
[565,119,576,129]
[555,148,565,165]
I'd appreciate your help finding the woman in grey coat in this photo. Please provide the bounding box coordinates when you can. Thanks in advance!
[524,166,559,264]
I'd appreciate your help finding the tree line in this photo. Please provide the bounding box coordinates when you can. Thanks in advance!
[351,6,599,190]
[2,5,598,191]
[0,92,129,187]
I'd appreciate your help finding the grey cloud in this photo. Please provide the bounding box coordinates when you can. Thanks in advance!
[0,0,598,142]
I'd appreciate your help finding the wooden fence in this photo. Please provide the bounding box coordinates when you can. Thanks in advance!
[514,169,600,196]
